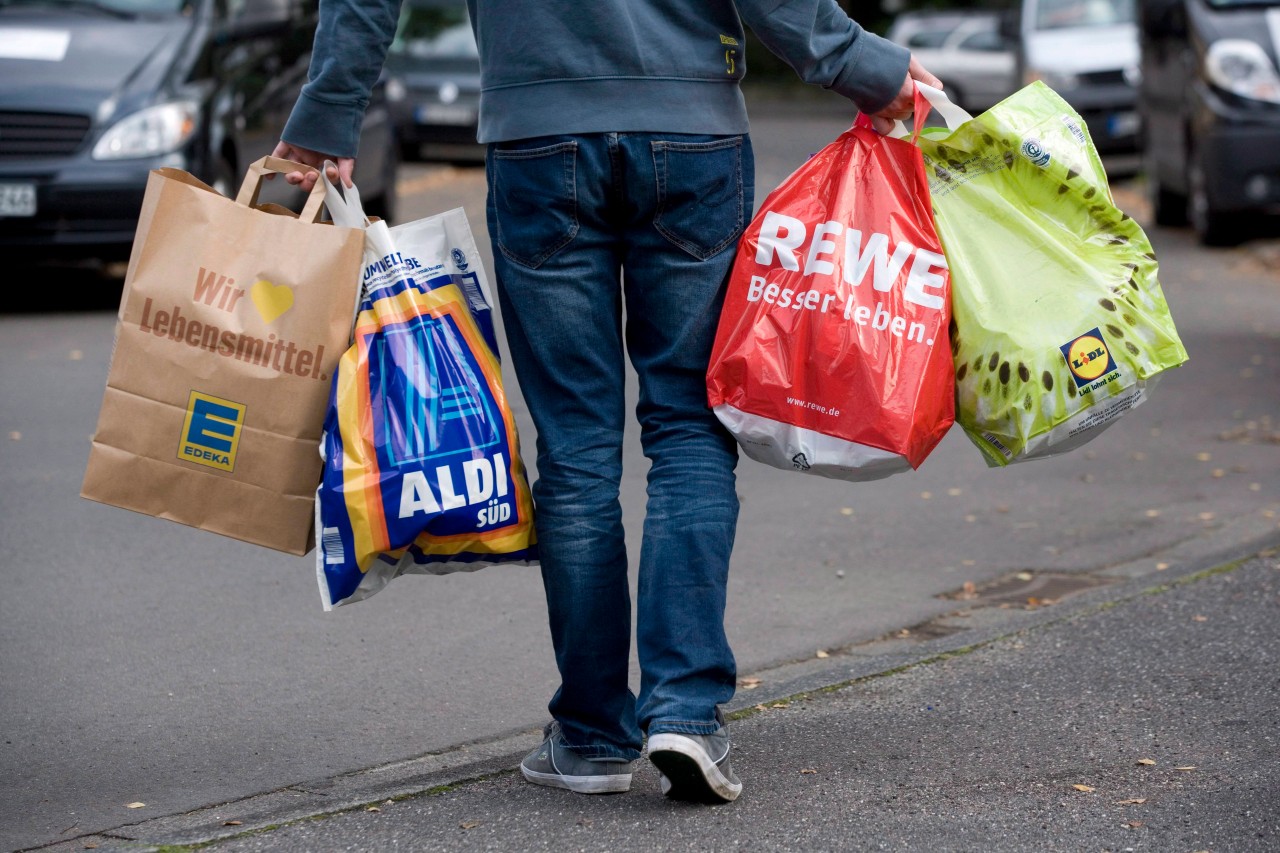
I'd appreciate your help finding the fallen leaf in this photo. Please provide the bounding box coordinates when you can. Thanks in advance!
[770,702,789,709]
[1136,758,1156,766]
[964,514,977,523]
[1175,765,1196,771]
[1131,451,1147,461]
[1072,784,1096,792]
[948,488,963,496]
[366,806,381,813]
[1016,571,1034,581]
[69,350,84,361]
[958,581,978,600]
[1192,615,1208,622]
[1114,798,1148,805]
[1196,452,1212,462]
[840,507,854,516]
[897,628,911,638]
[1212,469,1225,478]
[800,768,818,775]
[577,817,593,827]
[125,802,146,809]
[1156,562,1170,571]
[222,820,243,826]
[460,819,481,829]
[739,677,762,690]
[8,431,20,441]
[1145,509,1161,518]
[962,559,977,566]
[1128,821,1144,828]
[754,703,767,712]
[1198,512,1216,522]
[815,649,829,659]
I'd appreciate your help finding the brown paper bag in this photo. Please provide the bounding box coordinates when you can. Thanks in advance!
[82,157,365,554]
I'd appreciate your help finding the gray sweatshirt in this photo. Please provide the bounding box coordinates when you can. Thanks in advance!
[283,0,909,156]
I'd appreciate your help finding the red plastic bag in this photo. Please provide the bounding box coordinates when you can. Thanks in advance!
[707,90,954,480]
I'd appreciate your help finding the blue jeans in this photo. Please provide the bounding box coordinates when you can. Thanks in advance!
[486,132,754,761]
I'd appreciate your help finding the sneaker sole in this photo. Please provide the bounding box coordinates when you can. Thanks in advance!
[520,764,632,794]
[647,734,742,803]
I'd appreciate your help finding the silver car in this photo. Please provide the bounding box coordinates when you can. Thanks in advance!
[886,11,1018,113]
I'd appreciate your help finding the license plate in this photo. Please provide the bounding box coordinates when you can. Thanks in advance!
[1106,111,1139,138]
[416,104,476,126]
[0,183,36,217]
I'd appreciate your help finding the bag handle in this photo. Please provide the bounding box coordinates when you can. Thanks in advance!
[883,82,975,140]
[319,161,369,229]
[235,156,328,223]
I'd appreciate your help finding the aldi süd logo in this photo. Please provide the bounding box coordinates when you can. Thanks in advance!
[178,391,246,472]
[1060,328,1118,389]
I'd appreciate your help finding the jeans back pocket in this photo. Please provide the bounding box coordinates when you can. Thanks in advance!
[489,141,579,269]
[652,137,745,261]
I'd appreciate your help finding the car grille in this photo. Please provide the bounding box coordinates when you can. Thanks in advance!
[1078,69,1129,87]
[0,111,92,157]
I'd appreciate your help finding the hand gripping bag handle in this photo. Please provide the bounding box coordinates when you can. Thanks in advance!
[883,82,975,139]
[235,156,329,223]
[319,160,371,229]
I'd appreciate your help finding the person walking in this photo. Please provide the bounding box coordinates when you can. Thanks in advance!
[275,0,939,805]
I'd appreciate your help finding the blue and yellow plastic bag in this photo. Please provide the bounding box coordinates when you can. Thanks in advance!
[315,174,537,608]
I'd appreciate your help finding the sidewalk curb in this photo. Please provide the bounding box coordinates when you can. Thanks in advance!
[31,525,1280,853]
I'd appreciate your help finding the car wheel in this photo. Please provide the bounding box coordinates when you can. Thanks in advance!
[1188,146,1239,246]
[209,157,237,200]
[1145,151,1187,227]
[362,141,400,224]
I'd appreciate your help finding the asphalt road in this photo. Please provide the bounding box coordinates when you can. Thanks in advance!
[2,100,1279,851]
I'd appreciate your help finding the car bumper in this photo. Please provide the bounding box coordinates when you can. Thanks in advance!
[0,156,177,258]
[1195,121,1280,215]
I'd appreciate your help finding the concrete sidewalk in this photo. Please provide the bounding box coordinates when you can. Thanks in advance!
[52,546,1279,852]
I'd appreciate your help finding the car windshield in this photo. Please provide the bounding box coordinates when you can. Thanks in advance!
[389,2,477,60]
[1033,0,1135,29]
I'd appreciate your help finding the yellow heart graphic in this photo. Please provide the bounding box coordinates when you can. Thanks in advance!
[250,279,294,324]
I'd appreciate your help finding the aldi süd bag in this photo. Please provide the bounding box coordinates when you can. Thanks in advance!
[315,172,537,609]
[82,157,365,554]
[707,88,954,480]
[909,82,1188,466]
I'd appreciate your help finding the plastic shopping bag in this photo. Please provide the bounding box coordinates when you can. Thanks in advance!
[314,171,537,609]
[908,82,1188,466]
[707,88,954,480]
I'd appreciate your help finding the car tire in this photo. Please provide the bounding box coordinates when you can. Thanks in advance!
[208,156,237,200]
[1145,152,1187,227]
[1188,145,1239,247]
[363,141,400,224]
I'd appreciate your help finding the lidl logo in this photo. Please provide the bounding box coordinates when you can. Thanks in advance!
[1060,328,1117,388]
[178,391,246,472]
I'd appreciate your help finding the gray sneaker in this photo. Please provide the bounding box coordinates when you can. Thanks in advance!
[648,721,743,803]
[520,722,633,794]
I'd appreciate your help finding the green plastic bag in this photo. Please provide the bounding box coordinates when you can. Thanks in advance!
[909,82,1188,466]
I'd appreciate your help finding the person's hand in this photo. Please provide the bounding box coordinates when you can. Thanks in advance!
[869,57,943,135]
[269,140,355,191]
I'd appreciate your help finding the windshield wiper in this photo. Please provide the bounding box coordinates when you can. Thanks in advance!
[0,0,136,20]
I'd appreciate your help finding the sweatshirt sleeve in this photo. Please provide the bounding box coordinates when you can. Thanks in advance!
[281,0,404,158]
[734,0,910,115]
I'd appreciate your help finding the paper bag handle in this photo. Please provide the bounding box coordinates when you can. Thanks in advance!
[235,156,328,223]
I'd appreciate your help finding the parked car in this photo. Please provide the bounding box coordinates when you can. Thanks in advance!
[1004,0,1142,152]
[1140,0,1280,245]
[0,0,397,264]
[384,0,482,163]
[886,10,1018,113]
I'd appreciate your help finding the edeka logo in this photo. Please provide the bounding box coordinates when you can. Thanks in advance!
[178,391,246,472]
[1060,328,1118,389]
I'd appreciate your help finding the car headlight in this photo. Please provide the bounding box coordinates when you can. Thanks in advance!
[1024,68,1080,92]
[92,101,199,160]
[1205,39,1280,105]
